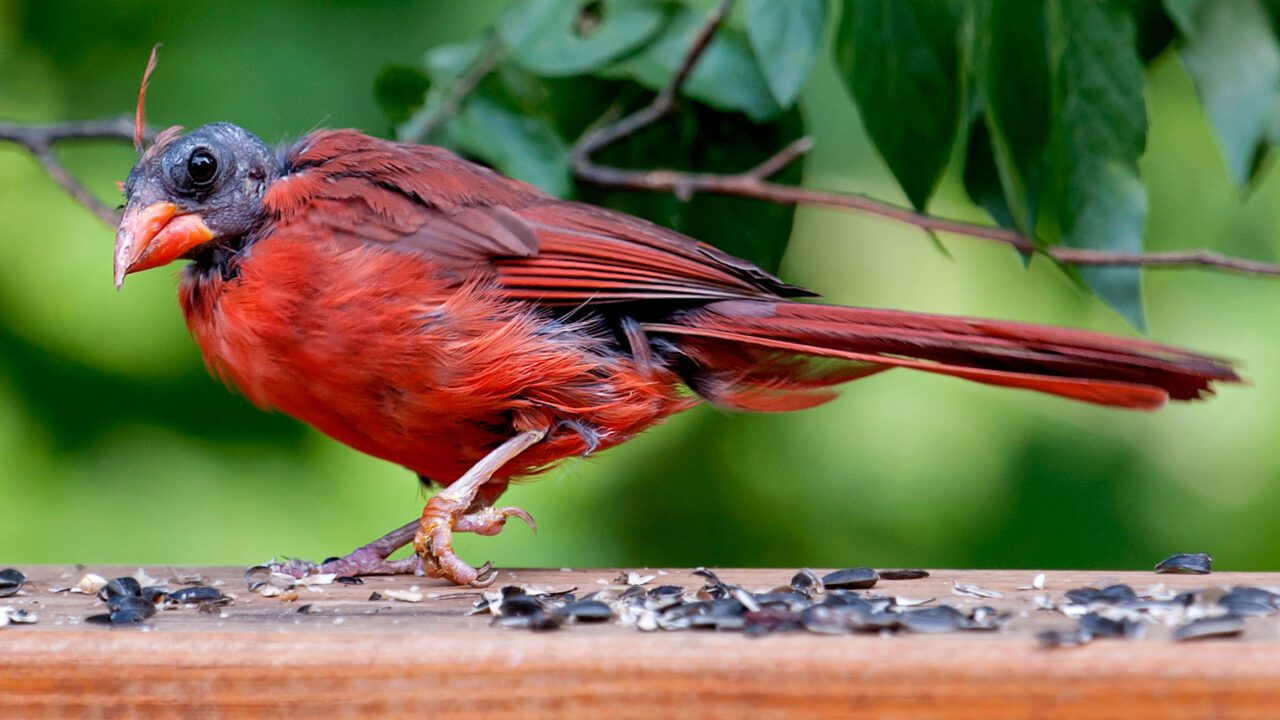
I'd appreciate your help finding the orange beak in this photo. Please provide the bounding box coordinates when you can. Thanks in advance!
[113,202,214,289]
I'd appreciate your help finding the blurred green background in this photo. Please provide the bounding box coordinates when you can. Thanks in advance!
[2,0,1277,571]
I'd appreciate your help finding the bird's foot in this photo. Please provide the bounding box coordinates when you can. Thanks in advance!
[455,505,537,536]
[414,497,536,586]
[269,519,423,579]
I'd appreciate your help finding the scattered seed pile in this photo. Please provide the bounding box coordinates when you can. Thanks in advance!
[1033,552,1242,645]
[85,575,232,625]
[1034,583,1277,645]
[465,555,1233,641]
[0,567,232,627]
[244,566,364,604]
[0,552,1266,645]
[473,567,1013,636]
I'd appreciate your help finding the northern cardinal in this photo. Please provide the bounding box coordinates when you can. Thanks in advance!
[113,122,1239,584]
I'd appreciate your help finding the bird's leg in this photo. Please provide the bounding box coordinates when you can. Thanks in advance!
[272,518,425,578]
[414,428,546,586]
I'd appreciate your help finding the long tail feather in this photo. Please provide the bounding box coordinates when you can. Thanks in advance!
[646,300,1240,411]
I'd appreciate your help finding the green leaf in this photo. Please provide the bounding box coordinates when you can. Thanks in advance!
[423,39,489,83]
[834,0,963,210]
[417,49,573,196]
[373,65,432,128]
[395,38,496,144]
[1048,0,1149,329]
[744,0,827,107]
[577,102,806,271]
[499,0,668,77]
[963,118,1017,231]
[970,0,1050,236]
[612,5,783,121]
[442,82,573,197]
[1165,0,1280,186]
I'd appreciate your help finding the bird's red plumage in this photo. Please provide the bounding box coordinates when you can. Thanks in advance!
[180,234,693,491]
[172,128,1237,495]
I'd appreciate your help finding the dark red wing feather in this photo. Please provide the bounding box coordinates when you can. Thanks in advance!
[646,301,1240,409]
[267,130,810,305]
[494,201,812,303]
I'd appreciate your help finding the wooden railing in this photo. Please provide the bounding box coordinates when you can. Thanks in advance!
[2,566,1277,718]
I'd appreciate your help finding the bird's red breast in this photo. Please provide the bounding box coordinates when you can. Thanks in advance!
[177,131,709,488]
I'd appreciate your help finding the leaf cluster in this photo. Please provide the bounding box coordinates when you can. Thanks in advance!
[376,0,1280,326]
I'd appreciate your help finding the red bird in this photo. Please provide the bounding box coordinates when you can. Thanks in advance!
[113,123,1239,585]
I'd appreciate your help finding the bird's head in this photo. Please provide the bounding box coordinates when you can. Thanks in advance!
[114,122,279,288]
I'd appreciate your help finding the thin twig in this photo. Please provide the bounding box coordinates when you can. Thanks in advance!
[0,116,154,227]
[400,36,504,145]
[572,0,733,174]
[569,0,1280,279]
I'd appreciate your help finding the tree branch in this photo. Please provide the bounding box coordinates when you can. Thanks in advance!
[399,35,504,145]
[0,116,155,227]
[569,0,1280,279]
[572,0,732,175]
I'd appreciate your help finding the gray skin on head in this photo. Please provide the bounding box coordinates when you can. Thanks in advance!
[124,122,282,244]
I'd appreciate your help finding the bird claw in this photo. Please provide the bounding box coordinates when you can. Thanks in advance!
[414,497,536,585]
[454,506,538,536]
[470,561,498,588]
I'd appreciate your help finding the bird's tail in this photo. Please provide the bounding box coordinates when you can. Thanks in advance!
[644,300,1240,412]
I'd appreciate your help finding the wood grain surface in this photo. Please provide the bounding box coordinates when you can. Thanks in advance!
[2,566,1279,719]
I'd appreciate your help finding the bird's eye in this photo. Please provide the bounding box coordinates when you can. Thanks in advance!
[187,149,218,187]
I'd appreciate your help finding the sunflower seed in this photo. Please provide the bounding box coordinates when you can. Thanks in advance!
[644,584,685,611]
[952,583,1002,599]
[1018,573,1047,590]
[743,607,801,637]
[789,569,824,596]
[618,571,656,586]
[0,607,37,625]
[0,569,26,598]
[1174,615,1244,641]
[89,595,158,626]
[821,568,879,590]
[800,605,855,634]
[878,569,930,581]
[132,568,161,587]
[1156,553,1213,575]
[73,574,108,595]
[166,587,227,605]
[753,591,811,611]
[1078,612,1145,640]
[1218,587,1279,616]
[382,590,424,603]
[494,609,564,631]
[98,577,143,602]
[296,574,337,586]
[561,600,613,622]
[892,606,961,634]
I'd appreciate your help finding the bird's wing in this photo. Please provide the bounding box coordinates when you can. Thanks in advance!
[492,199,813,304]
[266,130,813,306]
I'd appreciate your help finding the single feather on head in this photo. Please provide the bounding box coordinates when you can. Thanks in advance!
[134,44,161,154]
